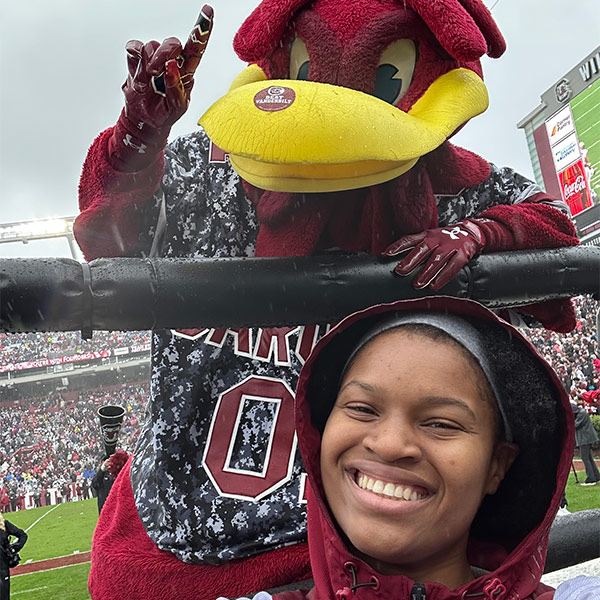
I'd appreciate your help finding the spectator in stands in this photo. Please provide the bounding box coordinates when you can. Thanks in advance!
[0,513,27,600]
[0,383,148,505]
[0,331,150,367]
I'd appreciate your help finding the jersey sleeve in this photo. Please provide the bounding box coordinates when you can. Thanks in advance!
[449,164,579,252]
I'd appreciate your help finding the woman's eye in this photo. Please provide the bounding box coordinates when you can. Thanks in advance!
[426,421,462,432]
[346,404,377,417]
[290,37,310,80]
[373,39,417,105]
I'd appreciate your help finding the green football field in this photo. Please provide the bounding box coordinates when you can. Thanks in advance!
[7,499,97,600]
[4,474,600,599]
[571,78,600,197]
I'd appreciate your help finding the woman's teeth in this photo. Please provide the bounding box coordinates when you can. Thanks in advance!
[355,472,427,501]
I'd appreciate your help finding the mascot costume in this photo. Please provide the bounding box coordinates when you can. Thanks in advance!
[75,1,579,599]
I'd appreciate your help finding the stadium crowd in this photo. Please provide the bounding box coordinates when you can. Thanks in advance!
[526,295,600,414]
[0,296,598,512]
[0,384,148,512]
[0,331,150,367]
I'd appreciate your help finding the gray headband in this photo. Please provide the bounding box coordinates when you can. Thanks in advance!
[341,311,513,442]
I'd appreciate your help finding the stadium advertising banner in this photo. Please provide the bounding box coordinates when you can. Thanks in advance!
[0,340,152,375]
[0,350,111,374]
[524,48,600,219]
[545,104,594,216]
[559,160,592,216]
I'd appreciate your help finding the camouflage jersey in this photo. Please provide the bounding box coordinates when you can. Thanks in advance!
[129,129,568,565]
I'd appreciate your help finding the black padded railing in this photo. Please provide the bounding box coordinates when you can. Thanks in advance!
[546,509,600,573]
[0,247,597,335]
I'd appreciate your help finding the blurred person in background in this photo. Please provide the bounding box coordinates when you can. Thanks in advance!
[0,513,27,600]
[571,399,600,486]
[92,450,129,514]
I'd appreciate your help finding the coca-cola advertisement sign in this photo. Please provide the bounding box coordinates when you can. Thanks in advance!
[559,159,592,216]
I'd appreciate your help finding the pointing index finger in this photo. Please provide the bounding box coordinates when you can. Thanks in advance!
[180,5,214,88]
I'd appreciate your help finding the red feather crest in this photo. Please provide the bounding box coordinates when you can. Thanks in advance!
[234,0,504,63]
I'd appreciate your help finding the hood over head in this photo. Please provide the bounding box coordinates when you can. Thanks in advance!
[295,297,573,599]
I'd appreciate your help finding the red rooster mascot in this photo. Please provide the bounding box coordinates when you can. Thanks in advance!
[75,1,579,600]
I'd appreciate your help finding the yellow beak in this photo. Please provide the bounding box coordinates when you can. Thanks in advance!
[199,65,488,193]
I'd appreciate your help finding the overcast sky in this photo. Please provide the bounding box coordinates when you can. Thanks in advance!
[0,0,598,258]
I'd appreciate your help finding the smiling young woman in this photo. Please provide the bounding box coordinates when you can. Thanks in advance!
[291,296,599,600]
[321,327,518,588]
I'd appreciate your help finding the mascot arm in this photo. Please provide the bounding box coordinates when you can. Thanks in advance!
[479,194,580,334]
[74,127,165,261]
[478,192,579,252]
[386,192,579,333]
[74,10,214,262]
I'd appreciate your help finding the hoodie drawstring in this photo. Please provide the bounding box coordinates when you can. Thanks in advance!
[482,578,506,599]
[335,562,380,600]
[336,565,506,600]
[462,577,507,600]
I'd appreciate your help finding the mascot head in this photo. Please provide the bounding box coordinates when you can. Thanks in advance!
[200,0,504,193]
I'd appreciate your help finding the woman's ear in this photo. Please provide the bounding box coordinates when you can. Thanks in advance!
[485,442,519,496]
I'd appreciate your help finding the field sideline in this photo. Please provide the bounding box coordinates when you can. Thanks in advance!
[7,498,97,600]
[4,472,600,600]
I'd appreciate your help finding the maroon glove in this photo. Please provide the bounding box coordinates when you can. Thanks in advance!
[108,6,214,172]
[384,219,487,291]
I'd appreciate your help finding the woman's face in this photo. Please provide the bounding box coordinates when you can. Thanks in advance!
[320,329,516,586]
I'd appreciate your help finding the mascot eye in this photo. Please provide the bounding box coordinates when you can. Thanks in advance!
[290,37,310,80]
[373,39,417,105]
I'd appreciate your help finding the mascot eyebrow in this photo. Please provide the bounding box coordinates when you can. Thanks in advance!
[234,0,505,64]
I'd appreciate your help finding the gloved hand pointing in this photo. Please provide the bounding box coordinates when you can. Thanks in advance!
[384,219,487,291]
[108,6,214,171]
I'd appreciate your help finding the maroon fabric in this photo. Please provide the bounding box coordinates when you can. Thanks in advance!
[293,297,572,600]
[75,128,165,261]
[478,193,579,333]
[235,0,504,64]
[455,0,506,57]
[479,194,578,252]
[88,458,311,600]
[405,0,504,61]
[245,143,490,258]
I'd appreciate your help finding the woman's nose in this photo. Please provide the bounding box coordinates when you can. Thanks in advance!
[362,419,422,462]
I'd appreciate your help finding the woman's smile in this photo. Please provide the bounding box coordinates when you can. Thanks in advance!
[343,467,435,515]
